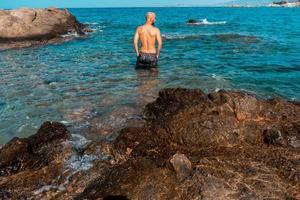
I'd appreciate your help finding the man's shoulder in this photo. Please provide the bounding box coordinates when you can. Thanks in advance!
[136,25,146,32]
[136,25,142,31]
[138,24,148,29]
[153,27,160,33]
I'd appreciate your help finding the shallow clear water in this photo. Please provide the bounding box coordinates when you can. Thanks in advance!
[1,7,300,144]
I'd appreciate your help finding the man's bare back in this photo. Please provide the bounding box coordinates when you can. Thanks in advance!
[134,12,162,69]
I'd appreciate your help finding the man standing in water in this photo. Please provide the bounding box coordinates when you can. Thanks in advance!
[134,12,162,70]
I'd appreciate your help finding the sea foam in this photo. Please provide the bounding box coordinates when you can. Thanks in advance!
[84,22,105,33]
[60,32,80,38]
[187,18,227,25]
[33,134,97,197]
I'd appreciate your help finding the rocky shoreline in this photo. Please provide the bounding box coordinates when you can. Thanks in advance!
[269,1,300,7]
[0,8,87,50]
[0,88,299,199]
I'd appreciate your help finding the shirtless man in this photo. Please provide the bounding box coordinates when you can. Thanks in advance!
[134,12,162,69]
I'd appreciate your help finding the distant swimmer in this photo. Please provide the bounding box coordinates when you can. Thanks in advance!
[134,12,162,70]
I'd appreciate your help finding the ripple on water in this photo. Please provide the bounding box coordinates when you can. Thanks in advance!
[163,33,260,44]
[216,34,260,44]
[0,100,5,114]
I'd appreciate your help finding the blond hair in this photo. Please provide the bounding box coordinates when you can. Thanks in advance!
[146,12,156,20]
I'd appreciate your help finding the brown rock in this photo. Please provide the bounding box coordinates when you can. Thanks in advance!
[78,88,300,200]
[0,122,72,199]
[1,88,300,199]
[0,121,70,176]
[0,7,85,50]
[83,28,94,33]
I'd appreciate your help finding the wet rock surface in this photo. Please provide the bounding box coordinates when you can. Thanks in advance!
[1,88,300,199]
[0,121,70,176]
[0,121,120,200]
[78,88,300,200]
[0,8,85,50]
[186,19,198,24]
[0,122,72,199]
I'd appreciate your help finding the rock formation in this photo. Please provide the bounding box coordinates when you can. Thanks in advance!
[78,88,300,200]
[0,122,72,199]
[0,7,85,50]
[269,1,300,7]
[186,19,198,24]
[1,88,300,199]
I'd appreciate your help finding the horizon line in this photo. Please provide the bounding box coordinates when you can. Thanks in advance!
[1,5,273,9]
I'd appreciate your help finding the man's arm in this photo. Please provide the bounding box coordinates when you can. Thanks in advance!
[156,29,162,59]
[134,27,140,57]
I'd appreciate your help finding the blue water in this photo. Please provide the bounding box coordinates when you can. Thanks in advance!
[1,7,300,144]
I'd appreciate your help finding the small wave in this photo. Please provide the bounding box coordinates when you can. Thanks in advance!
[211,74,231,83]
[69,134,92,149]
[91,27,103,32]
[187,18,227,25]
[17,124,26,133]
[33,134,97,197]
[163,34,202,40]
[34,184,66,195]
[215,88,221,92]
[84,22,100,25]
[60,120,70,124]
[66,154,97,171]
[84,22,105,33]
[60,32,80,38]
[64,134,95,172]
[212,74,225,81]
[33,134,92,196]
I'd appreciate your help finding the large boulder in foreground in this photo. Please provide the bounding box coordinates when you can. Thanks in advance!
[78,88,300,200]
[0,7,85,50]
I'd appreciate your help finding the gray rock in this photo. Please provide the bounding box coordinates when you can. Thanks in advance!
[289,136,300,148]
[170,153,192,181]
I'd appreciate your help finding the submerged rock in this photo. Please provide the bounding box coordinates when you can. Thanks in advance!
[82,28,94,33]
[0,7,85,50]
[186,19,198,24]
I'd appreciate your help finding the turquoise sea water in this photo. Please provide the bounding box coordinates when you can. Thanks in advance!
[1,7,300,144]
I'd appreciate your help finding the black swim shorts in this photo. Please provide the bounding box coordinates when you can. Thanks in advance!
[136,52,158,69]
